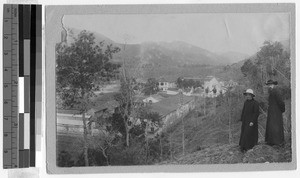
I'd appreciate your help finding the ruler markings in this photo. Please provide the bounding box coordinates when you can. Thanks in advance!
[3,4,40,169]
[10,4,13,169]
[3,4,19,169]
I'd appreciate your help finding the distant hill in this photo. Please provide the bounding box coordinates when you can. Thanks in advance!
[61,28,244,78]
[218,51,249,64]
[62,28,289,81]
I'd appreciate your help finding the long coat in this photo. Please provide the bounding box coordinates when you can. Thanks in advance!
[265,88,285,145]
[239,99,260,151]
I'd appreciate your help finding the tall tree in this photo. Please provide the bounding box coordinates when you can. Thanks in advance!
[143,78,159,96]
[241,41,290,94]
[113,76,137,147]
[56,30,120,166]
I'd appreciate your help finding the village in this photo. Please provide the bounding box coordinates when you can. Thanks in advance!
[53,9,292,167]
[57,76,238,138]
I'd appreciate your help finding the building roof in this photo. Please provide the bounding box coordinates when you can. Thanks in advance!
[57,109,82,115]
[91,93,119,112]
[150,94,194,117]
[167,88,179,91]
[157,76,177,83]
[183,77,204,81]
[136,78,147,84]
[57,109,92,123]
[143,94,166,103]
[204,76,220,81]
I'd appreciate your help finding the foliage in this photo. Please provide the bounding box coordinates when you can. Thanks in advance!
[56,30,120,111]
[143,78,159,95]
[109,111,127,138]
[57,150,74,167]
[240,41,290,96]
[113,75,135,146]
[129,110,161,138]
[75,148,108,166]
[176,77,203,89]
[56,30,121,166]
[212,87,217,94]
[205,87,210,94]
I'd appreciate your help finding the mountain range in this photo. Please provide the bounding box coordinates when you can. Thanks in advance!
[63,28,292,80]
[64,28,249,66]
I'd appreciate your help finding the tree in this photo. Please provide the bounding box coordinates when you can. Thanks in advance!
[212,86,217,114]
[241,41,290,95]
[138,110,160,163]
[205,87,210,94]
[143,78,159,96]
[113,76,135,147]
[57,150,74,167]
[226,86,233,144]
[241,59,256,77]
[212,86,217,95]
[89,130,119,166]
[176,77,184,88]
[56,30,120,166]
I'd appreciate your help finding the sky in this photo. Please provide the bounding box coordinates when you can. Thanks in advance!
[63,13,290,55]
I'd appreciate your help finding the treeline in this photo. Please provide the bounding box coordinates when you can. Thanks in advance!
[176,77,203,89]
[240,41,291,100]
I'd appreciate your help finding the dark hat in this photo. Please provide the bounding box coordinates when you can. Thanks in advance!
[265,80,278,85]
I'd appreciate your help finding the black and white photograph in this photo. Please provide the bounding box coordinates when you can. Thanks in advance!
[45,4,296,173]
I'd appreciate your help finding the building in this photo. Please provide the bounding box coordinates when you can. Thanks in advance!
[150,94,196,132]
[225,79,238,88]
[158,77,177,91]
[165,88,179,95]
[56,109,97,136]
[203,76,226,97]
[57,93,120,137]
[143,94,165,103]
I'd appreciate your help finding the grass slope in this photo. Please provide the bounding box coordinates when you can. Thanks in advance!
[159,98,292,165]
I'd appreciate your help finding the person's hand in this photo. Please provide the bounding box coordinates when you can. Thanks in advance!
[249,122,253,126]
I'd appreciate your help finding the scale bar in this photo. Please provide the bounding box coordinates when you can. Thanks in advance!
[3,3,41,169]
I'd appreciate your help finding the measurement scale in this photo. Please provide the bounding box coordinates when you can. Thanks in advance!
[3,4,19,169]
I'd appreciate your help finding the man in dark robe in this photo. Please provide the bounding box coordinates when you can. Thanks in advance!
[265,80,285,146]
[239,89,260,152]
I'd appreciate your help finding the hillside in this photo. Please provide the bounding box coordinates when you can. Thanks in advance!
[62,28,249,80]
[159,141,291,164]
[230,39,290,70]
[218,51,249,64]
[158,97,292,165]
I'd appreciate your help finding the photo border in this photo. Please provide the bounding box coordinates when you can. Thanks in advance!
[45,3,296,174]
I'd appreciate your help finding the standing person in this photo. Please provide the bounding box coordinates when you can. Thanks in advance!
[239,89,260,152]
[265,80,285,146]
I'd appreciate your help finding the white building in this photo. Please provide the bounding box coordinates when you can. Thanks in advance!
[166,89,179,95]
[158,78,177,91]
[57,109,98,136]
[203,77,226,97]
[143,94,164,103]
